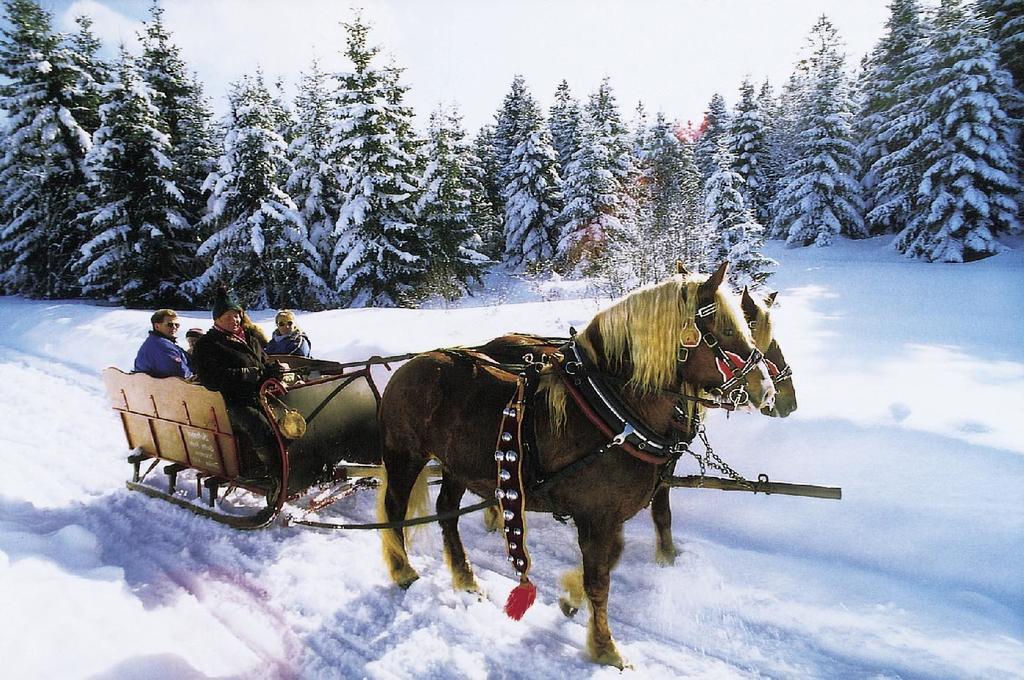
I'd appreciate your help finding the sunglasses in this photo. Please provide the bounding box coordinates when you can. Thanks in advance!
[277,321,293,327]
[164,321,180,328]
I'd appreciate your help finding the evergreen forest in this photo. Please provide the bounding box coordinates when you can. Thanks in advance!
[0,0,1020,309]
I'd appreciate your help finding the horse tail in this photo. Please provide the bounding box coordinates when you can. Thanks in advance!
[375,460,432,543]
[375,465,390,524]
[405,463,432,544]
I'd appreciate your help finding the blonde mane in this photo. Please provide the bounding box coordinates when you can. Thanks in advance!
[542,273,754,430]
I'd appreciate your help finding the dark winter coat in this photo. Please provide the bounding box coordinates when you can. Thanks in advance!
[134,331,193,379]
[193,325,273,405]
[264,330,311,357]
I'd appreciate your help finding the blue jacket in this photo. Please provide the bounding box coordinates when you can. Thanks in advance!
[134,331,193,379]
[264,331,311,357]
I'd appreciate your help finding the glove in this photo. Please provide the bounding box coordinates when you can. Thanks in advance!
[262,362,286,382]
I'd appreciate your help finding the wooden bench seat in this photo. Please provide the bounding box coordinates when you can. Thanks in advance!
[102,368,242,479]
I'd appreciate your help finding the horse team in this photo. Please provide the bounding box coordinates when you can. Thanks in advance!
[373,262,797,668]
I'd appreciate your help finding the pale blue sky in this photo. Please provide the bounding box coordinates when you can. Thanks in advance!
[44,0,894,129]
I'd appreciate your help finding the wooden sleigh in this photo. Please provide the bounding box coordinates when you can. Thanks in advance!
[101,356,390,529]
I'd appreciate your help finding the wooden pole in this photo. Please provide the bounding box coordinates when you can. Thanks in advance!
[664,475,842,500]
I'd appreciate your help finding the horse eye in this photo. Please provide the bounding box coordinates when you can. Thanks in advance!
[724,327,734,337]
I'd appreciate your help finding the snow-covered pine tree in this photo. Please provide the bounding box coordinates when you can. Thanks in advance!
[673,123,709,268]
[189,72,329,308]
[0,0,94,297]
[694,92,731,184]
[415,105,488,300]
[492,73,546,223]
[586,77,636,205]
[554,77,636,274]
[977,0,1024,178]
[549,79,581,173]
[771,15,865,247]
[287,58,341,300]
[65,15,107,137]
[270,76,297,146]
[76,48,190,307]
[761,76,802,232]
[729,77,772,226]
[502,121,561,269]
[328,13,426,306]
[977,0,1024,94]
[630,102,650,159]
[894,0,1022,261]
[470,123,504,255]
[609,112,706,286]
[615,112,679,286]
[175,73,217,240]
[139,1,214,253]
[465,126,503,260]
[703,138,774,290]
[556,113,623,273]
[140,2,190,147]
[858,0,930,235]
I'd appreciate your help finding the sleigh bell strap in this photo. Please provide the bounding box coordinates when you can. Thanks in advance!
[495,377,536,620]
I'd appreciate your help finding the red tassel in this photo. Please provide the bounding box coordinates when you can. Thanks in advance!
[504,580,537,621]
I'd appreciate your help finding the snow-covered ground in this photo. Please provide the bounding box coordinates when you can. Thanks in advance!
[1,237,1022,679]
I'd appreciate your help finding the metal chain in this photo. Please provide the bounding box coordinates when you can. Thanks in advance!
[694,422,754,488]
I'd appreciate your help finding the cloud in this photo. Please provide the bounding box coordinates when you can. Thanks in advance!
[59,0,143,51]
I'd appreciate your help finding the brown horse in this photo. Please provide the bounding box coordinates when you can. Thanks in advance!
[376,264,773,668]
[478,286,799,566]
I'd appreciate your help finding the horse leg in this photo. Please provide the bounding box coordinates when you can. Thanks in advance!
[437,475,480,593]
[651,484,678,566]
[577,518,627,669]
[378,455,428,589]
[558,567,584,618]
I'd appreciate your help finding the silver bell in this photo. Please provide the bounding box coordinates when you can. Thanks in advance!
[494,488,505,500]
[499,469,511,481]
[494,450,505,461]
[503,510,515,522]
[505,490,519,501]
[501,432,513,442]
[505,450,518,463]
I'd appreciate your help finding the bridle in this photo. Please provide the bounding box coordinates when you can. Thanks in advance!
[747,317,793,388]
[681,299,764,409]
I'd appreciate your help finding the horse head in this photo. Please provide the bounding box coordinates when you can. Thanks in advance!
[577,262,774,411]
[741,287,797,417]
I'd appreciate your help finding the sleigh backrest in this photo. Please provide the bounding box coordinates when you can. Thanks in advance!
[101,368,241,478]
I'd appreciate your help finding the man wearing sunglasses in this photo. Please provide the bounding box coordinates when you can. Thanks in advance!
[133,308,194,379]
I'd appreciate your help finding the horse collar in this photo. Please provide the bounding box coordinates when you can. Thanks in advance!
[553,341,678,466]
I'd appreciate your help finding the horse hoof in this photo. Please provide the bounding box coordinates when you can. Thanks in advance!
[559,597,579,618]
[592,645,626,669]
[655,547,678,567]
[393,565,420,589]
[453,573,481,594]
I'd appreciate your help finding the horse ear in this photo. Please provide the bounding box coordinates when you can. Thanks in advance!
[766,291,778,307]
[675,260,690,276]
[707,261,728,289]
[697,261,728,300]
[740,286,757,317]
